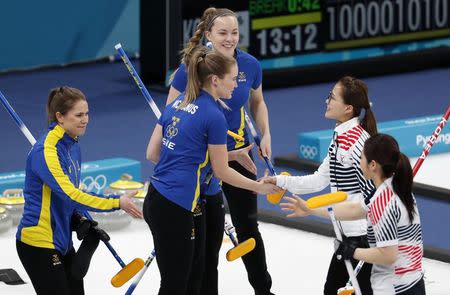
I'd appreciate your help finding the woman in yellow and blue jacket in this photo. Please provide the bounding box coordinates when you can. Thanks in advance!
[15,86,142,295]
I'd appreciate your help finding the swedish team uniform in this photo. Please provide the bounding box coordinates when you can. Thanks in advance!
[16,123,120,254]
[171,48,274,295]
[144,90,228,295]
[150,90,228,211]
[171,48,262,151]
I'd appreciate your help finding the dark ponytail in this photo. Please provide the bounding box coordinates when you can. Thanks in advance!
[362,108,377,136]
[338,76,378,136]
[393,153,414,222]
[363,134,415,222]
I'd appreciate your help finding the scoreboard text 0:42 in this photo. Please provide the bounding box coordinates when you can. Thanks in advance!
[249,0,322,58]
[247,0,450,58]
[179,0,450,72]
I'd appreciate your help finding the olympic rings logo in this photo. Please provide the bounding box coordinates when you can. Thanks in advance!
[81,175,107,194]
[299,145,318,159]
[165,125,178,138]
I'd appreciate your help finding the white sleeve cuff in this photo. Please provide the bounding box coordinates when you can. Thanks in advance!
[276,175,287,189]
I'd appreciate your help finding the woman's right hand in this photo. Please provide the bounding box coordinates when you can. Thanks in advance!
[280,195,311,218]
[254,181,282,195]
[119,191,144,219]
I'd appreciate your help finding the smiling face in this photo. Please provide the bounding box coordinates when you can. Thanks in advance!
[205,15,239,57]
[56,100,89,138]
[215,63,238,99]
[325,82,353,123]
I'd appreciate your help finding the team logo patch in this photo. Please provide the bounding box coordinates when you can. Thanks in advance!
[238,71,246,82]
[165,116,180,139]
[52,254,62,266]
[193,203,202,217]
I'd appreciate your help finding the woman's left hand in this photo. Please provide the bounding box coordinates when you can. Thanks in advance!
[280,195,311,218]
[259,134,272,159]
[229,144,257,175]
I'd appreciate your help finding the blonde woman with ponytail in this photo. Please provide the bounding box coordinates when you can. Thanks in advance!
[145,46,280,295]
[166,7,275,295]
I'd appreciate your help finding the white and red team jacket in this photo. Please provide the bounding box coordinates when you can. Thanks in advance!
[362,177,424,294]
[276,117,375,237]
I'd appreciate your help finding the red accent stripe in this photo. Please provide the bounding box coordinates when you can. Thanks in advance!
[395,245,423,275]
[369,188,393,225]
[337,125,364,151]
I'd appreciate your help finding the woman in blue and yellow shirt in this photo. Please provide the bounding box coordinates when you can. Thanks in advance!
[16,86,142,295]
[167,7,273,295]
[146,46,279,295]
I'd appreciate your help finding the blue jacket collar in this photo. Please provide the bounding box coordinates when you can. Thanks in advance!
[48,122,78,147]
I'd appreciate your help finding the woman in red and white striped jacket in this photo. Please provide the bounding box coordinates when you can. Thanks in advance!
[265,76,378,294]
[281,133,425,295]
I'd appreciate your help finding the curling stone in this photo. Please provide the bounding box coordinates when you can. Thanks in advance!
[105,178,146,214]
[89,177,145,230]
[88,209,132,231]
[132,189,146,211]
[0,207,13,233]
[0,189,25,225]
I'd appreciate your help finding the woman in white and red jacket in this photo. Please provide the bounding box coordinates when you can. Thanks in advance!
[281,133,425,295]
[265,76,378,294]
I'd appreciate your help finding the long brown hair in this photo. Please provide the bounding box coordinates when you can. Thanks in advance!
[180,7,236,67]
[338,76,378,136]
[363,134,415,222]
[180,46,235,109]
[47,86,86,124]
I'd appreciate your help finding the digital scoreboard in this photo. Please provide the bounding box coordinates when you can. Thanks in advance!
[183,0,449,67]
[142,0,450,87]
[249,0,322,59]
[247,0,450,70]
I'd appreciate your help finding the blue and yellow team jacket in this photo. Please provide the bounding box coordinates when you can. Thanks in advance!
[16,123,120,254]
[171,48,262,151]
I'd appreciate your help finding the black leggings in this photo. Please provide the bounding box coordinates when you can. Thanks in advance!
[398,278,426,295]
[16,240,84,295]
[144,185,205,295]
[323,235,373,295]
[200,193,225,295]
[222,158,274,295]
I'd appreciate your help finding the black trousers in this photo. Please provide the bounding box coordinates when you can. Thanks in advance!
[398,278,426,295]
[222,158,274,295]
[324,235,373,295]
[16,240,84,295]
[200,193,225,295]
[144,185,205,295]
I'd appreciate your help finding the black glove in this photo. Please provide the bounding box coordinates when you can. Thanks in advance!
[91,226,110,243]
[71,213,98,241]
[334,237,359,261]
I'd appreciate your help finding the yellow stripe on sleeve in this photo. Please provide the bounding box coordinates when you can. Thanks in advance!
[192,151,209,211]
[43,126,120,210]
[234,107,246,149]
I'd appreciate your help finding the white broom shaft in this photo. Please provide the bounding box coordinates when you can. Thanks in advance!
[0,90,36,145]
[328,207,362,295]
